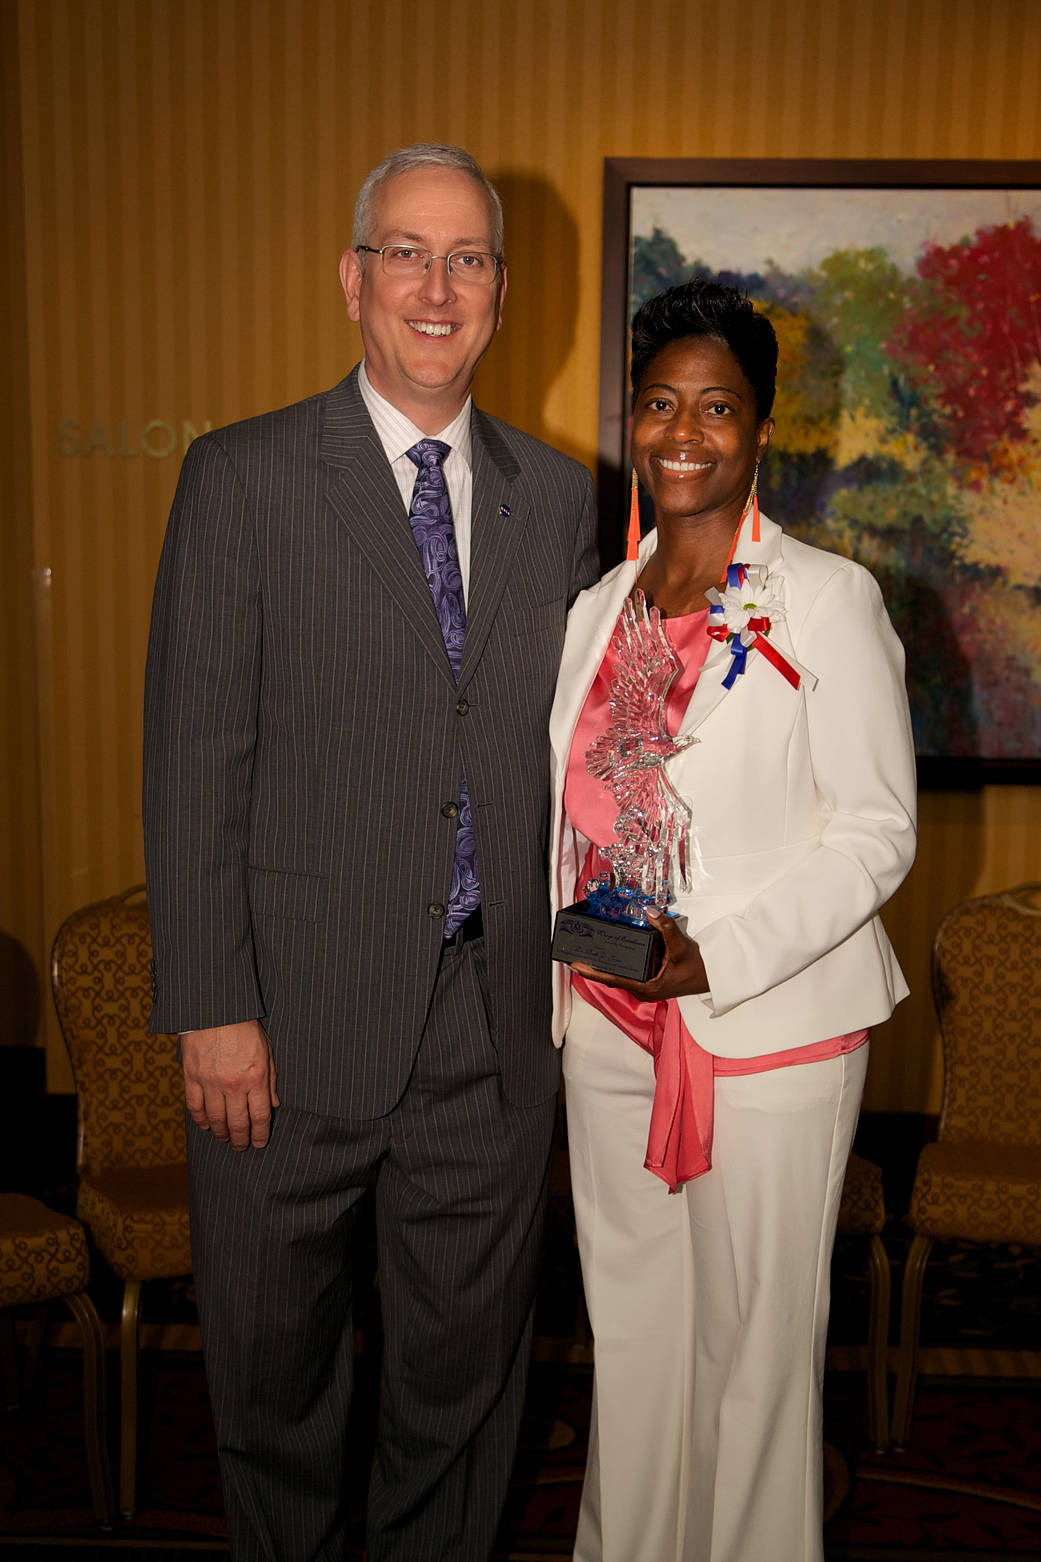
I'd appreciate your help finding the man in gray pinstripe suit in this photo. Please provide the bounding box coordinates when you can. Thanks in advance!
[143,144,598,1561]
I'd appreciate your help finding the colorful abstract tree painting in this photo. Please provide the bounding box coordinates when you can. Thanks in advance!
[628,187,1041,764]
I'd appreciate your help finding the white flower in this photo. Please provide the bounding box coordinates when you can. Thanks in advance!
[707,563,817,693]
[708,564,787,639]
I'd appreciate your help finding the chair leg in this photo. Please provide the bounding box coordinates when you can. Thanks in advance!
[865,1234,891,1452]
[119,1278,142,1518]
[64,1289,116,1528]
[891,1232,933,1447]
[23,1301,50,1397]
[0,1312,19,1410]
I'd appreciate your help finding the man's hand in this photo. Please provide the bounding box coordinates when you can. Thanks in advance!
[180,1020,280,1149]
[570,905,710,1002]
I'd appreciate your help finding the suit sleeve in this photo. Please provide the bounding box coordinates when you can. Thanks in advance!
[142,433,265,1034]
[568,468,600,603]
[680,561,917,1025]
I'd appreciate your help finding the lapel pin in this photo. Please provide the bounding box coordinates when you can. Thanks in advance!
[499,503,511,518]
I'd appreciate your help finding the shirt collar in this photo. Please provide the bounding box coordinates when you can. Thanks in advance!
[358,361,473,470]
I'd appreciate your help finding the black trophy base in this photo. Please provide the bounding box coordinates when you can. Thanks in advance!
[551,901,664,983]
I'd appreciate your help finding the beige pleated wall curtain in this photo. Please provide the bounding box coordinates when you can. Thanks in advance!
[2,0,1040,1103]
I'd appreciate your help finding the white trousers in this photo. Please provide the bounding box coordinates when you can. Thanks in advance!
[562,991,867,1562]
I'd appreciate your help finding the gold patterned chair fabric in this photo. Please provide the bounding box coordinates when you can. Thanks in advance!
[838,1151,887,1235]
[836,1152,891,1450]
[891,883,1041,1445]
[0,1194,115,1525]
[51,886,191,1518]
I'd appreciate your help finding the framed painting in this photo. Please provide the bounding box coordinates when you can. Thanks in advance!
[599,158,1041,784]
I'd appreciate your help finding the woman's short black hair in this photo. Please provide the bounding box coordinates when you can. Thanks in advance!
[630,278,778,420]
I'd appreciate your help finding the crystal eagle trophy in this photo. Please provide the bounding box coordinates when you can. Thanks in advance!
[552,590,696,982]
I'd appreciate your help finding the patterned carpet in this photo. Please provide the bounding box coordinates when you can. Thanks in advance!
[1,1350,1040,1558]
[1,1105,1039,1558]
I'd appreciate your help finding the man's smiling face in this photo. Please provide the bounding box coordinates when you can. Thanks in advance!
[340,165,506,433]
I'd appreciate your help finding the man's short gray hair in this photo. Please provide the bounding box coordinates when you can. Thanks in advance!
[352,143,504,256]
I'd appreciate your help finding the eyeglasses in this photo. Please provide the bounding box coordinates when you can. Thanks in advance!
[356,244,503,286]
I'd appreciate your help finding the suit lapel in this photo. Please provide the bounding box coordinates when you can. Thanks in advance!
[457,408,522,688]
[320,371,458,684]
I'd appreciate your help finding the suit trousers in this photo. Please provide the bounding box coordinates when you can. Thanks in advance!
[187,935,557,1562]
[562,991,867,1562]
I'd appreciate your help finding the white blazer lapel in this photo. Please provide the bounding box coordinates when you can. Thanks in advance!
[680,631,736,733]
[549,542,648,767]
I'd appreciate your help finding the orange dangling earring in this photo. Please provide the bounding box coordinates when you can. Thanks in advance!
[626,468,641,562]
[744,458,761,543]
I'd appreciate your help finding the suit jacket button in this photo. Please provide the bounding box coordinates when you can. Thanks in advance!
[456,697,469,714]
[441,801,459,818]
[427,902,446,919]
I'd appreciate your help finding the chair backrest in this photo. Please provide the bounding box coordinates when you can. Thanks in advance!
[932,882,1041,1146]
[51,887,185,1177]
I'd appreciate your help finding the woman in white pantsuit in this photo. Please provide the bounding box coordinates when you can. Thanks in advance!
[549,281,917,1562]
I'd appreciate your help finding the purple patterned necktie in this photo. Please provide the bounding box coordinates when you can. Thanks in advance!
[406,439,480,938]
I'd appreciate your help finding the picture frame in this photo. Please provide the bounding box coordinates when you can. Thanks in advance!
[599,157,1041,785]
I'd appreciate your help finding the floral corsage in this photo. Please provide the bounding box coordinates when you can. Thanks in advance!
[706,563,818,692]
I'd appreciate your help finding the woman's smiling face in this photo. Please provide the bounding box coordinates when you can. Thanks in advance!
[630,335,773,529]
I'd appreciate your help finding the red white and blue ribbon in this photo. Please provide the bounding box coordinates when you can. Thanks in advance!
[706,564,817,692]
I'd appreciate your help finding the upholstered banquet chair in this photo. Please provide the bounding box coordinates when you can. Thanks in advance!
[0,1193,115,1525]
[835,1152,891,1451]
[891,883,1041,1446]
[51,886,192,1518]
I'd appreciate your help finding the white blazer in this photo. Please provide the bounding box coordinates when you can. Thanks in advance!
[549,511,917,1058]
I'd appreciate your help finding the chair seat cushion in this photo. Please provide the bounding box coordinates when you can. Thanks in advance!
[77,1163,192,1281]
[910,1140,1041,1244]
[837,1153,886,1235]
[0,1194,90,1306]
